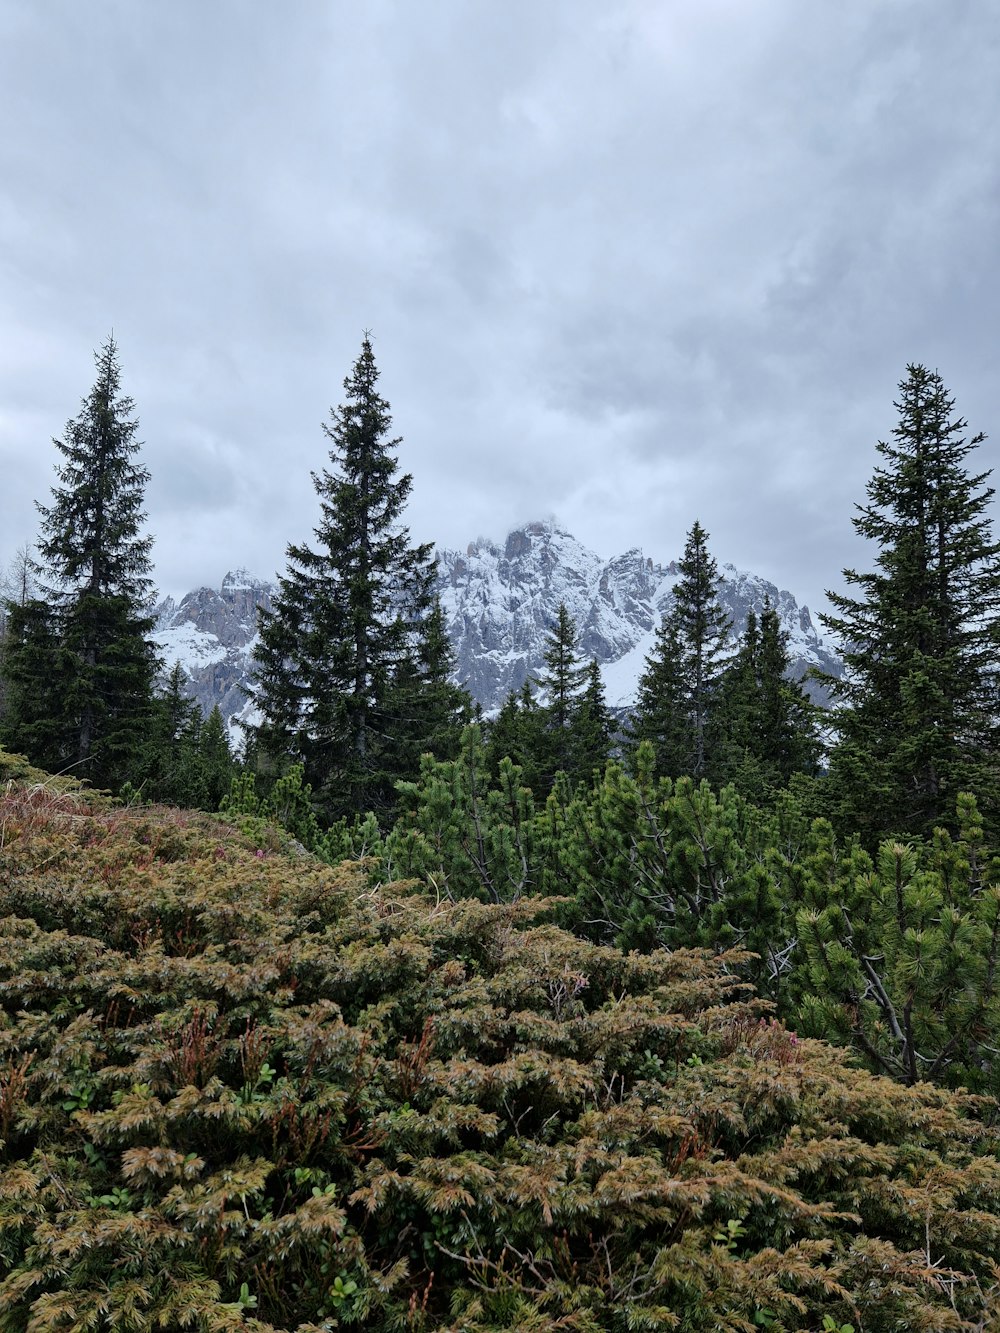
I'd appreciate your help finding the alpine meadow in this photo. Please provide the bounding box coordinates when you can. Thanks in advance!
[2,340,1000,1331]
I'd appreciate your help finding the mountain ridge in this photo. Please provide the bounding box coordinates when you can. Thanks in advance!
[153,519,842,740]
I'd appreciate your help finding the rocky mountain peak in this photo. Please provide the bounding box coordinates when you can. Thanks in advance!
[220,567,268,594]
[154,573,275,736]
[153,525,842,739]
[436,522,840,712]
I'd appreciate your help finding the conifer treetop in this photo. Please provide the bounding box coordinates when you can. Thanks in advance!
[822,363,1000,837]
[250,333,439,817]
[36,334,154,605]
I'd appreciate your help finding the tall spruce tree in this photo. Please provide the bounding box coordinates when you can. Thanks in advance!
[533,603,590,786]
[631,521,731,780]
[0,338,158,787]
[822,365,1000,839]
[250,335,437,819]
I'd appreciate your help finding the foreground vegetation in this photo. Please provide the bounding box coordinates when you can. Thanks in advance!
[229,732,1000,1101]
[2,767,1000,1331]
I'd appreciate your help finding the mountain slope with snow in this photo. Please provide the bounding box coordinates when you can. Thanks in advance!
[154,569,274,740]
[153,521,842,736]
[437,520,839,711]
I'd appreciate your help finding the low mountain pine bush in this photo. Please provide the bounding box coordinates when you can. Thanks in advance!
[1,773,999,1330]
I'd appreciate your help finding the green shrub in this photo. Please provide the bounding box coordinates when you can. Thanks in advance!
[1,781,998,1330]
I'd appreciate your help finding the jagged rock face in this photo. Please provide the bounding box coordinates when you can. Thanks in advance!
[154,523,842,737]
[154,569,274,739]
[436,520,841,712]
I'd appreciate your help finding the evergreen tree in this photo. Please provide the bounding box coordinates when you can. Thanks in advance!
[720,602,822,798]
[630,521,731,780]
[672,521,732,778]
[533,603,590,787]
[134,673,238,814]
[0,338,158,788]
[249,335,437,820]
[0,599,67,768]
[385,597,473,772]
[0,546,37,731]
[822,365,1000,839]
[197,705,235,810]
[572,658,613,781]
[487,610,611,794]
[720,606,761,763]
[392,724,541,903]
[0,545,36,628]
[536,605,589,729]
[796,794,1000,1093]
[144,662,202,804]
[628,613,690,777]
[756,604,823,780]
[486,681,545,792]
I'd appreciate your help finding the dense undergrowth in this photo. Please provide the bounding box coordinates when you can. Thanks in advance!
[228,732,1000,1100]
[2,766,1000,1330]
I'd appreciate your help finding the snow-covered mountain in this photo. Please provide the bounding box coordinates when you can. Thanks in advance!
[153,520,841,740]
[154,569,274,741]
[437,520,840,711]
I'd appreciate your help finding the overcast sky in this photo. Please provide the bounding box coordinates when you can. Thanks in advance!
[2,1,998,621]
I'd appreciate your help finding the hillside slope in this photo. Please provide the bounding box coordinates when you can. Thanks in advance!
[0,771,997,1331]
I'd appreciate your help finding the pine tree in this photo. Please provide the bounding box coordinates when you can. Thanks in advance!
[795,795,1000,1092]
[720,602,822,799]
[0,338,158,787]
[572,658,613,781]
[533,603,590,787]
[628,614,690,777]
[822,365,1000,839]
[250,335,437,820]
[630,522,731,780]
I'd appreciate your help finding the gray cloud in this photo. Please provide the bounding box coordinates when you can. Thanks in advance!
[1,0,998,623]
